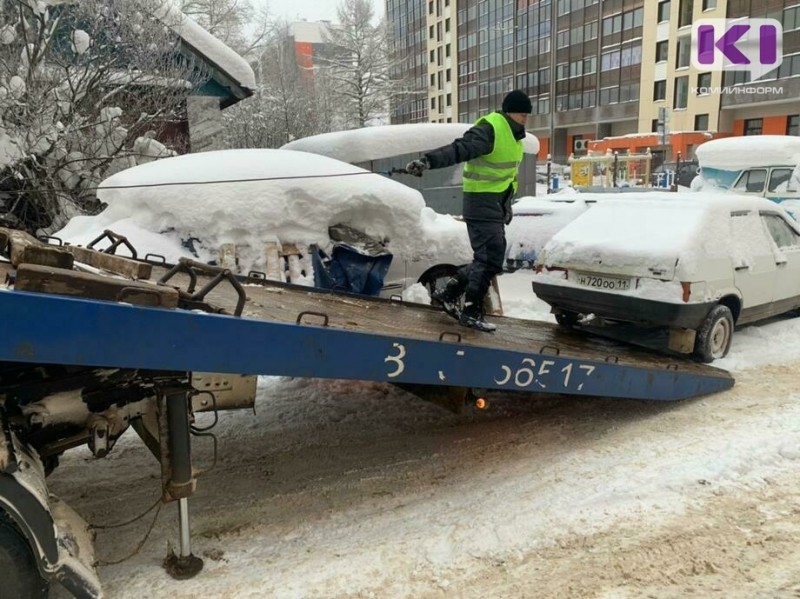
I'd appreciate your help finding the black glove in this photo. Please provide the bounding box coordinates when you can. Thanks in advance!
[502,195,514,225]
[405,157,429,177]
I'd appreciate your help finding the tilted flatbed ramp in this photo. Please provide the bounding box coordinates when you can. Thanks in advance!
[0,264,734,401]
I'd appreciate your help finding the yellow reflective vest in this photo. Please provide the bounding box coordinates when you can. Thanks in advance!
[462,112,523,194]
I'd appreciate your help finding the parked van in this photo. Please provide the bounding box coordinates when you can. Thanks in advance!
[694,135,800,203]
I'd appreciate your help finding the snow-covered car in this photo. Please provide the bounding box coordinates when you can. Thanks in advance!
[282,123,541,216]
[505,193,620,271]
[694,135,800,202]
[531,192,800,362]
[54,149,473,297]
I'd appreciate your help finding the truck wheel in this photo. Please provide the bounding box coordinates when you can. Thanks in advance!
[694,305,734,363]
[0,512,49,599]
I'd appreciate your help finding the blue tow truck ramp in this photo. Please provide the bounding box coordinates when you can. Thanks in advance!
[0,264,734,402]
[0,255,734,599]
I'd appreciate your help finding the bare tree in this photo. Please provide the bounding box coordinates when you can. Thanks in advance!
[178,0,273,57]
[0,0,206,234]
[320,0,404,128]
[223,22,327,148]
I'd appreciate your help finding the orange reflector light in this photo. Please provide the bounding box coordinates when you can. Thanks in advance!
[681,282,691,303]
[475,397,488,410]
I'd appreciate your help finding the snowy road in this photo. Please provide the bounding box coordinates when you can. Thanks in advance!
[48,273,800,598]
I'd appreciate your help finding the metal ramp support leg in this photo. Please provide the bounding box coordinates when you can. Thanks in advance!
[160,386,204,580]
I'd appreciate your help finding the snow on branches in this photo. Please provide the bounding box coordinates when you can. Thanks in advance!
[0,0,206,234]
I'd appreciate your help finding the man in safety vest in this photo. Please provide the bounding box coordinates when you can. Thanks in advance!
[405,89,532,332]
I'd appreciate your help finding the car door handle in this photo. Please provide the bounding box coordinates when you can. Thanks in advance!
[734,265,749,271]
[776,260,787,266]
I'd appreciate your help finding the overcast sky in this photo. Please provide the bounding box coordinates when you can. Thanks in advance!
[266,0,386,23]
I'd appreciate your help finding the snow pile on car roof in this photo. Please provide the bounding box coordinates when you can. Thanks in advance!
[55,149,471,266]
[695,135,800,170]
[281,123,540,164]
[540,192,772,278]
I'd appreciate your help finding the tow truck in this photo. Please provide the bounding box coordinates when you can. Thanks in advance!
[0,228,734,598]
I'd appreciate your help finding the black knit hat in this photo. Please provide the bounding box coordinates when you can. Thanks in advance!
[502,90,532,114]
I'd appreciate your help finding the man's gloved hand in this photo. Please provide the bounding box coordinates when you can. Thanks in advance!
[405,157,429,177]
[502,195,514,225]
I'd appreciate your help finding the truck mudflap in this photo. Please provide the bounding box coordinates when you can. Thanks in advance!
[0,431,101,599]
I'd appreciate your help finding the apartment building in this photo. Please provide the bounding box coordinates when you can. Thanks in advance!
[387,0,800,163]
[287,21,334,71]
[388,0,431,123]
[389,0,647,162]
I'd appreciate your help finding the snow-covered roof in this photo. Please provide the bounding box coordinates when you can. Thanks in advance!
[153,1,256,93]
[289,21,333,44]
[282,124,541,164]
[55,149,471,269]
[695,135,800,170]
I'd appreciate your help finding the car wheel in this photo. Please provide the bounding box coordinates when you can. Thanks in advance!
[694,304,734,363]
[418,264,460,302]
[0,512,49,599]
[555,310,580,328]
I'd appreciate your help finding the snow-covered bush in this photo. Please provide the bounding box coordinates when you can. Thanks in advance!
[0,0,205,234]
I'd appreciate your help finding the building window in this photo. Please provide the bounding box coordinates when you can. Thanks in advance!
[674,75,689,108]
[429,1,433,14]
[694,113,709,131]
[678,0,693,27]
[652,118,660,133]
[676,36,691,68]
[788,115,800,135]
[430,74,435,87]
[786,6,800,31]
[446,44,451,57]
[446,93,452,106]
[654,80,667,101]
[656,41,669,62]
[431,97,436,110]
[697,72,712,93]
[446,70,451,82]
[445,18,450,32]
[657,1,670,22]
[702,0,716,9]
[744,118,763,135]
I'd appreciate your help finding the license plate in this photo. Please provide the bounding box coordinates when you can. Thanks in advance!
[573,272,632,291]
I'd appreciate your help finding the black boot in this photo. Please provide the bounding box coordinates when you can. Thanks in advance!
[431,277,463,319]
[459,302,496,332]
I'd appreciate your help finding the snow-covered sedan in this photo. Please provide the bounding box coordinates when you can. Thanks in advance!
[532,192,800,362]
[54,149,473,297]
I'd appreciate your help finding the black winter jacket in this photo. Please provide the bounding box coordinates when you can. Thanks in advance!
[424,113,526,223]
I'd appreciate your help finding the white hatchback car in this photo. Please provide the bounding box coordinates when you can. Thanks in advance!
[532,192,800,362]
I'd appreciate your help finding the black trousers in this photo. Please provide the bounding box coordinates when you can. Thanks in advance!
[453,219,506,309]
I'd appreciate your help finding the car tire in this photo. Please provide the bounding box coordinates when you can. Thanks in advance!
[0,512,49,599]
[694,304,734,363]
[555,310,580,328]
[418,264,461,303]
